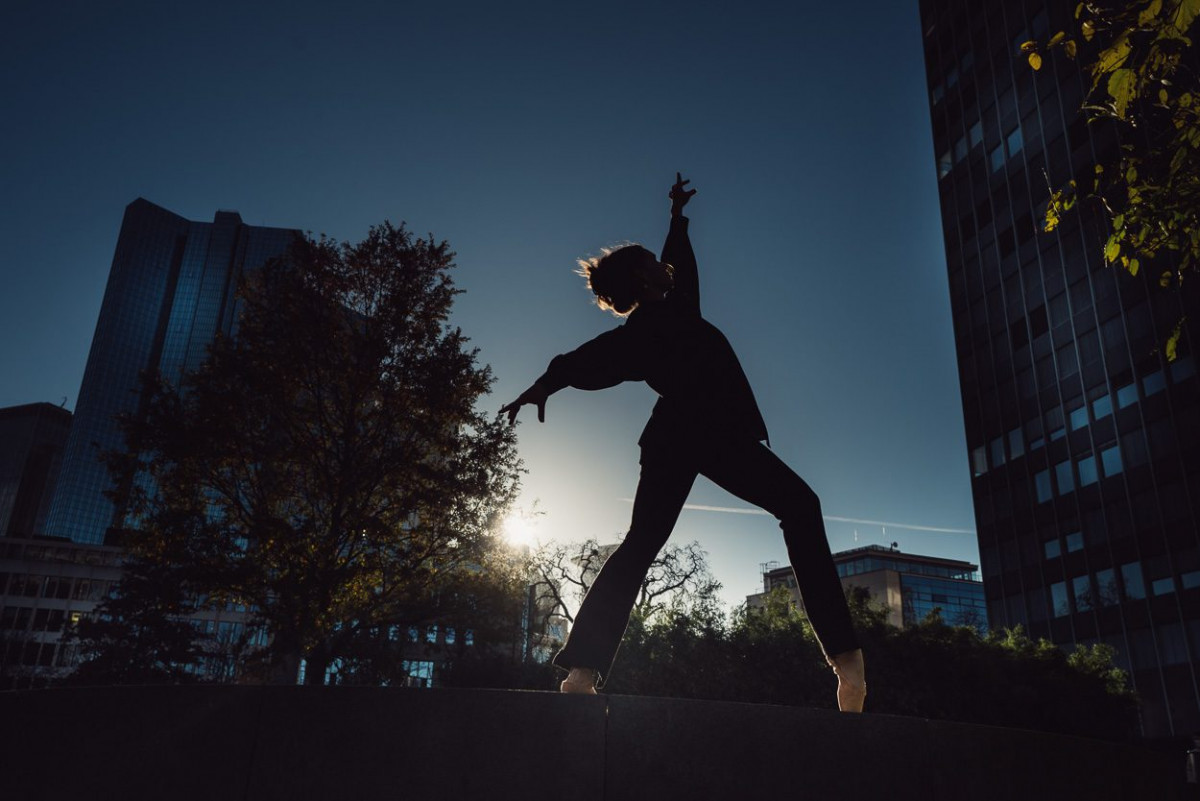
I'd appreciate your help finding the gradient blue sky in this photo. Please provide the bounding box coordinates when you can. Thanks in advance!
[1,0,976,611]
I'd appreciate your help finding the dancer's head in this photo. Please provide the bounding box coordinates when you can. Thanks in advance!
[577,245,673,317]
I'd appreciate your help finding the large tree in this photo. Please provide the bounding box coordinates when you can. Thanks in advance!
[1025,0,1200,358]
[97,222,520,684]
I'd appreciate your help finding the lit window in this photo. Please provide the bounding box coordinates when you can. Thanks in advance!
[1035,470,1052,502]
[445,627,456,645]
[1065,531,1084,553]
[465,629,475,646]
[1143,370,1166,396]
[1152,577,1175,596]
[1078,456,1098,487]
[426,625,438,643]
[1121,562,1146,600]
[1055,460,1074,494]
[1182,571,1200,590]
[969,120,983,148]
[1044,538,1061,559]
[1050,427,1066,442]
[1116,383,1138,408]
[990,144,1006,172]
[1095,568,1119,606]
[1092,395,1113,420]
[1070,405,1088,431]
[1006,127,1024,157]
[1101,445,1123,477]
[938,150,953,179]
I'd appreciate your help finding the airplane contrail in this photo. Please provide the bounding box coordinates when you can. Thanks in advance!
[618,499,976,535]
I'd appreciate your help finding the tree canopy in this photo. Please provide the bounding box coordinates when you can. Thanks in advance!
[72,222,521,685]
[1025,0,1200,358]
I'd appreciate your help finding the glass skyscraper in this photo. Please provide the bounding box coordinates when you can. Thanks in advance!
[45,199,298,546]
[0,403,72,539]
[920,1,1200,737]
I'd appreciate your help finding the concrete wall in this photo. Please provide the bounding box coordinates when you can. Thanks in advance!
[0,686,1186,800]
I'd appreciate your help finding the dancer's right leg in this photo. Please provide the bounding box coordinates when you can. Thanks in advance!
[552,450,696,685]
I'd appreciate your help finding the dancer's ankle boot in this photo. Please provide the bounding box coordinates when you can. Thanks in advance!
[827,649,866,713]
[560,667,598,695]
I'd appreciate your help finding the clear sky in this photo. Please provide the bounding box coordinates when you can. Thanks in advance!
[1,0,977,612]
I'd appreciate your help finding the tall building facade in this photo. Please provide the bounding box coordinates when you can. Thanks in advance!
[920,0,1200,737]
[747,545,986,631]
[45,199,298,545]
[0,404,72,538]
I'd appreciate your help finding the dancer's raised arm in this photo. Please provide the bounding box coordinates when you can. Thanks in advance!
[662,173,699,314]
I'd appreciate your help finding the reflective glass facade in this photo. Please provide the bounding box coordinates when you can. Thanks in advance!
[0,404,72,538]
[921,0,1200,737]
[45,199,297,545]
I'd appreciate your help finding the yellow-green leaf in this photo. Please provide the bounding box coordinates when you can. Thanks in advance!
[1094,163,1105,174]
[1129,257,1140,276]
[1020,39,1038,53]
[1097,35,1132,74]
[1139,0,1163,27]
[1174,0,1200,36]
[1075,2,1084,19]
[1065,40,1078,58]
[1108,68,1135,118]
[1049,31,1066,46]
[1105,237,1121,261]
[1126,164,1138,183]
[1160,87,1170,104]
[1029,52,1043,70]
[1166,324,1182,362]
[1083,20,1096,41]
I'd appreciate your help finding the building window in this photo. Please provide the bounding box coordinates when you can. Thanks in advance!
[1121,562,1146,600]
[1050,581,1070,617]
[1008,427,1024,460]
[1116,382,1138,408]
[1100,445,1123,477]
[1055,460,1074,494]
[1143,369,1166,397]
[1044,538,1061,559]
[1181,570,1200,590]
[990,144,1006,172]
[971,446,988,476]
[1069,404,1088,431]
[1092,394,1113,420]
[1095,568,1119,606]
[1078,456,1098,487]
[990,437,1005,468]
[969,120,983,148]
[955,136,968,163]
[426,625,438,643]
[1006,127,1024,157]
[1035,469,1052,502]
[938,150,953,179]
[445,627,456,645]
[1065,531,1084,553]
[1152,577,1176,596]
[1171,356,1195,382]
[1073,575,1092,611]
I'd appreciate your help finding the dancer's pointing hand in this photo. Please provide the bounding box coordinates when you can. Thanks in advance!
[501,382,549,424]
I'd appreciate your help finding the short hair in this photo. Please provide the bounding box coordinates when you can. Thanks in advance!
[577,244,655,317]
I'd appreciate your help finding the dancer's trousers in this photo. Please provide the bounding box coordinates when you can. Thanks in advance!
[552,435,859,683]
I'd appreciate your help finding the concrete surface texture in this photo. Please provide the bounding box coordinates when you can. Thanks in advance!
[0,685,1185,800]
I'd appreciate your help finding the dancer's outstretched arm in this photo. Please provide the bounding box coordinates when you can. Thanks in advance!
[663,173,699,314]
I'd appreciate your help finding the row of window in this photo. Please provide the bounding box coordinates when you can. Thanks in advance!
[0,573,116,603]
[1048,561,1200,618]
[971,357,1195,478]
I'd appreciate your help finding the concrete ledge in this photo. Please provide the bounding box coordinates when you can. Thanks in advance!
[0,686,1184,800]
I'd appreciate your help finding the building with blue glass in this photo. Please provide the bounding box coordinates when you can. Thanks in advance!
[920,0,1200,737]
[0,404,72,539]
[45,199,298,545]
[748,544,986,631]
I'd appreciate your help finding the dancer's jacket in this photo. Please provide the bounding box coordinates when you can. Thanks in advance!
[535,215,770,449]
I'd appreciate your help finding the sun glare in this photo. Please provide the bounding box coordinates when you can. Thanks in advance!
[502,511,539,548]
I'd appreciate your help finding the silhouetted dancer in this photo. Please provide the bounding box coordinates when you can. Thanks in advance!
[501,173,867,712]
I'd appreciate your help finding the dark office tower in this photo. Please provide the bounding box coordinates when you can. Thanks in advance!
[45,199,298,546]
[920,2,1200,738]
[0,404,72,538]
